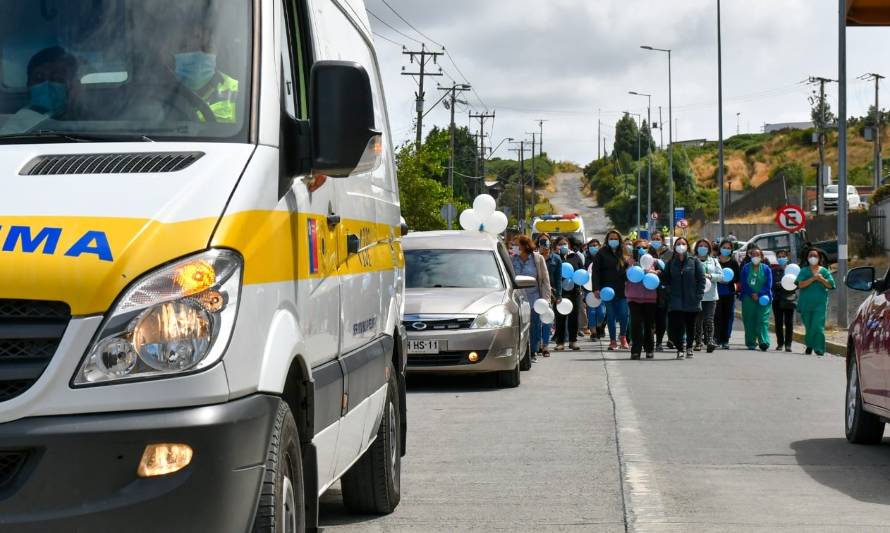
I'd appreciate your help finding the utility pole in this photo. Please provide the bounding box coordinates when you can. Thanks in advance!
[402,44,444,149]
[440,83,471,229]
[470,110,496,194]
[526,132,538,219]
[658,106,664,149]
[809,76,836,215]
[597,117,602,160]
[860,73,885,189]
[509,141,531,233]
[837,0,849,328]
[736,112,741,136]
[630,91,653,233]
[537,120,547,157]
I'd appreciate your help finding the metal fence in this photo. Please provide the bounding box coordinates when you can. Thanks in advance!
[869,202,889,251]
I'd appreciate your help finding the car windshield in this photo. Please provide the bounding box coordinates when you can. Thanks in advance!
[405,250,504,289]
[826,185,838,193]
[0,0,251,143]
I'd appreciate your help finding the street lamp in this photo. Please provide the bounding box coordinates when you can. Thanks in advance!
[641,45,674,235]
[629,92,652,232]
[488,137,514,160]
[622,110,644,230]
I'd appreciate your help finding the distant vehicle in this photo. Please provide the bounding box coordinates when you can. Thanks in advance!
[734,230,838,265]
[532,214,586,243]
[824,184,862,211]
[843,265,890,444]
[402,231,533,388]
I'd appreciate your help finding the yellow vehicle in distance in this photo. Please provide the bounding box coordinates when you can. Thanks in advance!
[532,214,586,243]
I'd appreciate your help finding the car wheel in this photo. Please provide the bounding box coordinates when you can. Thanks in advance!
[846,354,885,444]
[253,401,305,533]
[520,336,532,371]
[497,362,521,388]
[341,359,402,514]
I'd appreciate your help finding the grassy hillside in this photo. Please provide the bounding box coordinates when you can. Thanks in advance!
[685,127,888,194]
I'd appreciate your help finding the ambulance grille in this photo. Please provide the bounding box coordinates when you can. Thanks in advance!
[20,152,204,175]
[0,300,71,403]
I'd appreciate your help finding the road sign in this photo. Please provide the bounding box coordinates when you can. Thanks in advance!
[674,207,686,222]
[776,204,807,233]
[677,219,689,229]
[650,212,659,221]
[440,203,457,222]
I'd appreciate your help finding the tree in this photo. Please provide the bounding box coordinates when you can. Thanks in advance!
[640,120,655,157]
[809,89,836,130]
[425,126,480,202]
[396,142,469,231]
[613,113,640,161]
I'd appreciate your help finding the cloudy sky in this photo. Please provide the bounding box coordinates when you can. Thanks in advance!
[364,0,890,164]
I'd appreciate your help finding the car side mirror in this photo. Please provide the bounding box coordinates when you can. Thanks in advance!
[846,266,876,292]
[309,61,381,177]
[514,275,537,289]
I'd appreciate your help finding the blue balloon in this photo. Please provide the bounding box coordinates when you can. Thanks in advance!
[561,262,575,280]
[759,295,771,306]
[643,273,661,290]
[722,267,735,283]
[601,287,616,302]
[626,266,645,283]
[657,259,665,270]
[572,269,591,286]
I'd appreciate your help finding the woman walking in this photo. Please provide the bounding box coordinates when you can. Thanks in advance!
[649,232,671,350]
[554,237,583,351]
[539,236,562,356]
[584,239,606,340]
[591,230,630,350]
[512,236,552,361]
[626,239,660,359]
[714,239,740,349]
[796,248,835,356]
[740,248,773,351]
[663,237,705,359]
[770,249,797,352]
[694,239,723,353]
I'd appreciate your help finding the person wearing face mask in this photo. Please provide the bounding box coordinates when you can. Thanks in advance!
[591,230,630,351]
[648,232,671,350]
[662,238,705,359]
[553,237,583,351]
[795,248,835,356]
[739,248,773,351]
[693,239,723,353]
[625,239,661,359]
[770,250,798,352]
[511,236,552,361]
[539,236,561,356]
[583,239,606,340]
[0,47,80,135]
[714,239,741,349]
[170,27,240,124]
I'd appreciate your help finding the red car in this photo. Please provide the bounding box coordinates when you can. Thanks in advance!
[844,266,890,443]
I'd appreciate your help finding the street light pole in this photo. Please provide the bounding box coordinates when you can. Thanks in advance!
[717,0,726,241]
[641,45,674,236]
[630,92,653,232]
[837,0,849,328]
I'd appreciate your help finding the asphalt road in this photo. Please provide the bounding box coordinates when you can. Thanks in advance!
[547,172,612,239]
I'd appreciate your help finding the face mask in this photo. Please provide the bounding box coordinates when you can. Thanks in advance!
[777,258,788,266]
[808,256,820,266]
[511,245,520,255]
[675,244,688,255]
[29,81,67,116]
[637,247,646,256]
[721,249,731,257]
[608,239,620,249]
[589,246,598,254]
[697,246,709,257]
[625,244,633,253]
[175,52,217,91]
[752,257,762,266]
[539,241,550,250]
[559,245,569,255]
[651,241,662,250]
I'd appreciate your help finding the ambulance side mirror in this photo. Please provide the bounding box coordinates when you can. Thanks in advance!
[309,61,381,178]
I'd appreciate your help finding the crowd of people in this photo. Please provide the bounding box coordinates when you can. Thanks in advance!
[509,230,836,361]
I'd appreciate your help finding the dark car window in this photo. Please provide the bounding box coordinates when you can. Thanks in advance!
[406,250,505,289]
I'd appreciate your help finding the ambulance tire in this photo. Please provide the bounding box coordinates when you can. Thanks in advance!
[341,359,402,514]
[253,401,305,533]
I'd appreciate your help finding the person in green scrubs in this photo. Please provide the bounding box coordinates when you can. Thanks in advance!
[740,248,773,351]
[796,248,835,356]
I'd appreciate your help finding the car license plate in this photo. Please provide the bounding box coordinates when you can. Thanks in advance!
[407,340,440,354]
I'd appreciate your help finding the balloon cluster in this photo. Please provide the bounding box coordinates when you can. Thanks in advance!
[626,254,661,290]
[781,263,801,292]
[533,299,556,324]
[459,195,509,235]
[560,263,590,292]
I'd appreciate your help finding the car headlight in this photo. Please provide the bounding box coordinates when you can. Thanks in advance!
[73,249,242,386]
[471,305,513,329]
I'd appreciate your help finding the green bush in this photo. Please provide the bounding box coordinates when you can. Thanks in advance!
[872,183,890,205]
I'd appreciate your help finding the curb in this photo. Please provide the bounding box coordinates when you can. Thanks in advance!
[734,308,846,358]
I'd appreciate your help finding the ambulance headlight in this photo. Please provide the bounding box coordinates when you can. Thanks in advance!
[74,249,242,385]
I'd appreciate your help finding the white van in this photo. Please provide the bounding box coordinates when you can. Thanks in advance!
[0,1,405,531]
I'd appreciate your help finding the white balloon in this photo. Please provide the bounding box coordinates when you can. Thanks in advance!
[584,279,593,291]
[782,274,798,292]
[473,194,497,219]
[704,278,712,293]
[485,211,509,235]
[639,254,654,270]
[459,209,481,232]
[785,264,801,278]
[533,298,551,315]
[556,299,574,315]
[585,292,601,308]
[540,309,555,325]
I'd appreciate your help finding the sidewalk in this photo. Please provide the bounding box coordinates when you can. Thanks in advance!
[735,308,847,357]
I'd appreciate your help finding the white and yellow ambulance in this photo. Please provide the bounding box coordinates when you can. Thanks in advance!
[0,1,405,531]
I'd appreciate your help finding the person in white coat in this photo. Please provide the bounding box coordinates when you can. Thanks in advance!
[694,239,724,353]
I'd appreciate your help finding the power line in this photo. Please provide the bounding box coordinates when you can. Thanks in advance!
[367,9,423,46]
[380,0,444,47]
[373,32,404,48]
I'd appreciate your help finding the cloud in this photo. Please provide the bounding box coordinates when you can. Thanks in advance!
[368,0,890,163]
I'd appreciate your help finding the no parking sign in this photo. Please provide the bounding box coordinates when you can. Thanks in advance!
[776,205,806,233]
